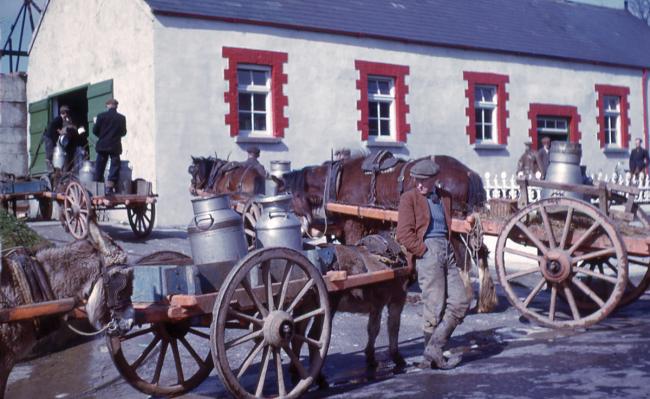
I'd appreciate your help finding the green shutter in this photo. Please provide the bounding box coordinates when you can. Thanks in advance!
[28,98,50,175]
[86,80,113,161]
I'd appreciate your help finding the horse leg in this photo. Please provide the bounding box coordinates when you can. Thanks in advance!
[477,243,498,313]
[364,299,383,368]
[0,352,14,399]
[387,281,407,368]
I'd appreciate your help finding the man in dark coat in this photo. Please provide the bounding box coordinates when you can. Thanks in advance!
[43,105,70,170]
[536,136,551,179]
[396,158,470,370]
[243,146,266,178]
[93,98,127,195]
[629,138,649,178]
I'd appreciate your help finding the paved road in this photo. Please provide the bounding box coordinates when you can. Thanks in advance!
[6,221,650,398]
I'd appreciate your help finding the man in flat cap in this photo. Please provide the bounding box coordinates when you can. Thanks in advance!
[396,158,469,370]
[93,98,127,195]
[43,105,72,171]
[243,146,266,178]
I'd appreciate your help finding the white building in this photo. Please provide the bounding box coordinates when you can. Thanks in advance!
[26,0,650,225]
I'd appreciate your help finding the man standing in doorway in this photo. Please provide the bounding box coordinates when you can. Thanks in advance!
[629,138,649,179]
[536,136,551,179]
[43,105,71,171]
[93,98,126,195]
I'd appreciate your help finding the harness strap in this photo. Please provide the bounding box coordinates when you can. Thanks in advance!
[397,160,415,195]
[237,165,253,192]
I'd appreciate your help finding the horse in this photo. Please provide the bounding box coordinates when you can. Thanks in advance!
[278,153,497,370]
[0,221,134,398]
[188,156,265,200]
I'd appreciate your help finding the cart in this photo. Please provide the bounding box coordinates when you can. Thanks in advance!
[0,174,53,219]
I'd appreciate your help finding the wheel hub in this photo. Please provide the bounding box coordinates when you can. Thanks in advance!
[263,310,294,347]
[540,250,572,283]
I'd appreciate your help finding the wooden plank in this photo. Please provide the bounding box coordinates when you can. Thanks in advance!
[325,269,396,292]
[0,298,76,323]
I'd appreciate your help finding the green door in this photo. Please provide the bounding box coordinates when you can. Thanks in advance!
[86,80,113,161]
[28,98,50,175]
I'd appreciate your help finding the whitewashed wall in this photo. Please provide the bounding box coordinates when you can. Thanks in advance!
[26,0,156,188]
[152,16,646,225]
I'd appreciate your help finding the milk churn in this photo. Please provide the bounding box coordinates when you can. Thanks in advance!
[187,195,248,266]
[52,143,65,169]
[265,160,291,195]
[255,193,302,250]
[79,161,95,185]
[541,142,585,200]
[103,159,133,194]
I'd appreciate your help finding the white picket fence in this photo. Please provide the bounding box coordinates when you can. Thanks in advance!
[484,171,650,204]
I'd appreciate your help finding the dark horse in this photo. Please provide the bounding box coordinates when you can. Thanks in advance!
[187,156,265,199]
[279,154,497,369]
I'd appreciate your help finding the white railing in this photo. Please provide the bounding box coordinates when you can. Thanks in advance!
[484,171,650,204]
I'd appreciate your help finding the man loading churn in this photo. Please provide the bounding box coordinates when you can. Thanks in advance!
[93,98,127,196]
[396,159,470,369]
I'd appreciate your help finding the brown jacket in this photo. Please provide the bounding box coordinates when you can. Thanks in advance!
[396,187,455,272]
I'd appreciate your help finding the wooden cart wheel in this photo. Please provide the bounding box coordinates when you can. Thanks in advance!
[242,198,263,250]
[495,197,628,329]
[63,180,92,240]
[127,202,156,238]
[107,321,213,396]
[211,247,331,399]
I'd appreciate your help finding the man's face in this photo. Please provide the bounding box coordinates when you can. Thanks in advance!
[416,178,434,195]
[543,139,550,149]
[636,139,642,148]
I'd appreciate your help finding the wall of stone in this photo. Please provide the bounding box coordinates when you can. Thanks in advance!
[0,73,27,177]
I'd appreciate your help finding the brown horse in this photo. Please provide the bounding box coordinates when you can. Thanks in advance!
[187,156,265,200]
[278,154,497,368]
[1,222,134,398]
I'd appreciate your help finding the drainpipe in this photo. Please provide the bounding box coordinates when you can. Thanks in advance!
[644,68,649,174]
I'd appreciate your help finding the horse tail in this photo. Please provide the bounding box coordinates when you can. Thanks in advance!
[467,171,487,211]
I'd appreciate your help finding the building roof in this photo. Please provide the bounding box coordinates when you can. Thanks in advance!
[144,0,650,69]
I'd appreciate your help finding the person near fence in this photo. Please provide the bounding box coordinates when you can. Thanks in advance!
[536,136,551,178]
[396,158,470,370]
[93,98,127,196]
[629,138,649,178]
[517,141,541,178]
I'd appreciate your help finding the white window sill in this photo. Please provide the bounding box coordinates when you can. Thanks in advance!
[365,140,405,148]
[234,135,282,144]
[474,143,507,151]
[603,146,628,155]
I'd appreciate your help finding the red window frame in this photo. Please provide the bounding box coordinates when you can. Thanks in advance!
[223,47,288,137]
[595,84,630,149]
[463,71,510,145]
[527,104,582,150]
[355,60,410,142]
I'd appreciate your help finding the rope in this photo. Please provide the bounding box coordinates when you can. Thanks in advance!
[62,313,111,337]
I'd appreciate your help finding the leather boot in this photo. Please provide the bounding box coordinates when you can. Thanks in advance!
[416,331,434,369]
[423,317,462,370]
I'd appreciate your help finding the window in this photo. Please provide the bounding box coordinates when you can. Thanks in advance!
[355,60,410,142]
[474,85,497,142]
[463,72,509,145]
[237,66,271,135]
[223,47,288,138]
[595,85,630,149]
[367,76,395,138]
[527,104,581,150]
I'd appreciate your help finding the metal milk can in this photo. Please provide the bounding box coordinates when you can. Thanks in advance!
[541,141,585,200]
[79,161,95,185]
[266,160,291,195]
[187,195,248,266]
[52,144,65,169]
[103,159,133,194]
[255,193,302,250]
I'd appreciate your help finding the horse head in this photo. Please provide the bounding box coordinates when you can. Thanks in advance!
[188,156,216,194]
[275,165,329,233]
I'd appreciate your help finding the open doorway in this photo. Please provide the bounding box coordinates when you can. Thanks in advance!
[51,87,90,163]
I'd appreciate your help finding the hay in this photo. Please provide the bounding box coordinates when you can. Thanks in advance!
[0,209,50,254]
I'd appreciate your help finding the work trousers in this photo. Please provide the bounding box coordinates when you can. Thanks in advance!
[416,237,470,334]
[95,152,121,184]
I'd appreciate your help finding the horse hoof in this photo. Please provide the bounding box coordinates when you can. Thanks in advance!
[392,354,407,368]
[365,357,378,369]
[317,374,330,390]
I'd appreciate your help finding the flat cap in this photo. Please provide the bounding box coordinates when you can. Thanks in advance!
[411,159,440,179]
[59,105,70,113]
[105,98,119,106]
[247,146,260,156]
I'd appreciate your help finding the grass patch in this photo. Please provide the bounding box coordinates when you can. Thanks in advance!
[0,209,50,253]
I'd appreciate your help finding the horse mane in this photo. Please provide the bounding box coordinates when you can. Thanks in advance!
[281,169,307,195]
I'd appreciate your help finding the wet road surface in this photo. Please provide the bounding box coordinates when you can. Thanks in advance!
[6,221,650,398]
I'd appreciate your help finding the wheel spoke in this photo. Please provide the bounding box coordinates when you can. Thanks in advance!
[282,343,308,380]
[503,247,542,262]
[255,346,271,397]
[293,334,324,349]
[294,307,325,323]
[277,261,294,310]
[121,326,154,341]
[505,267,540,281]
[571,249,616,264]
[179,336,207,368]
[274,347,286,397]
[559,207,574,250]
[151,341,168,384]
[188,328,210,339]
[571,277,606,307]
[237,338,266,379]
[228,309,264,327]
[286,278,316,313]
[523,278,546,308]
[263,262,274,311]
[567,221,601,255]
[549,283,557,321]
[242,278,269,317]
[573,266,619,285]
[562,283,581,321]
[515,221,549,255]
[170,339,185,384]
[539,205,556,249]
[225,329,263,350]
[130,335,161,370]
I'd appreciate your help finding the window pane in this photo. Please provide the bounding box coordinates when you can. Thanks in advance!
[253,93,266,111]
[368,80,378,95]
[378,80,390,95]
[475,124,483,140]
[483,125,492,140]
[605,96,619,111]
[369,119,378,136]
[239,112,252,130]
[252,70,267,86]
[253,114,266,131]
[475,108,483,124]
[380,120,390,136]
[369,101,378,118]
[237,69,251,86]
[379,102,390,118]
[238,93,252,111]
